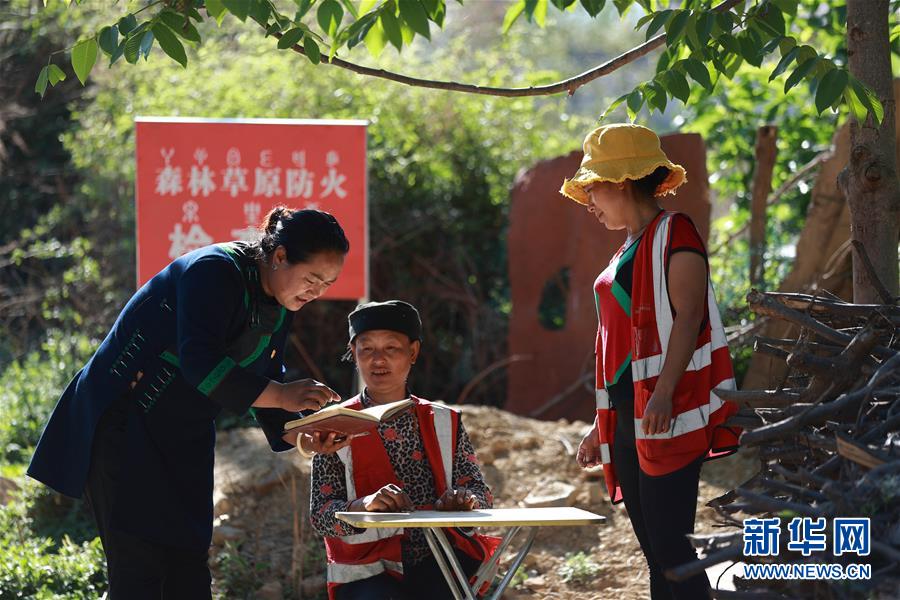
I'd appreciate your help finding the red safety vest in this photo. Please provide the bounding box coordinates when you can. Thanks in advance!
[324,396,500,599]
[594,211,741,503]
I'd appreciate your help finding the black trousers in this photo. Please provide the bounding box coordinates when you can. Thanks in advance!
[85,398,212,600]
[613,434,711,600]
[335,550,481,600]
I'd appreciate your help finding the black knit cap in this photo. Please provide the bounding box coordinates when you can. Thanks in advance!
[348,300,422,343]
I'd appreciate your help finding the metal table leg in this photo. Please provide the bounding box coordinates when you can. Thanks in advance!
[430,528,478,600]
[470,526,521,593]
[423,528,468,600]
[488,528,537,600]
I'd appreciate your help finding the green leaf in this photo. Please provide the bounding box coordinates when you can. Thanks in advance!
[849,78,884,125]
[681,58,712,91]
[340,0,360,19]
[48,64,66,85]
[159,10,202,42]
[295,0,314,19]
[399,0,430,39]
[318,0,344,37]
[784,57,818,93]
[503,0,526,33]
[579,0,605,18]
[714,11,733,35]
[117,14,138,35]
[247,0,272,26]
[139,30,155,60]
[843,83,868,124]
[205,0,226,22]
[815,68,848,113]
[737,32,764,66]
[359,0,379,12]
[222,0,248,22]
[380,7,403,51]
[71,38,98,85]
[420,0,440,18]
[663,69,690,103]
[612,0,631,17]
[768,45,798,81]
[278,27,306,48]
[646,80,667,113]
[363,18,387,57]
[125,32,145,64]
[151,23,187,67]
[625,88,643,121]
[304,34,321,64]
[665,10,690,43]
[645,10,672,41]
[599,93,627,120]
[34,65,49,98]
[533,0,549,27]
[109,39,125,65]
[695,11,714,46]
[98,26,118,56]
[346,12,379,49]
[758,3,785,37]
[717,32,740,55]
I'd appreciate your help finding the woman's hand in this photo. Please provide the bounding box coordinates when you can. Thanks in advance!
[576,425,603,469]
[435,487,477,511]
[352,484,413,512]
[641,390,673,436]
[280,378,340,412]
[300,431,352,455]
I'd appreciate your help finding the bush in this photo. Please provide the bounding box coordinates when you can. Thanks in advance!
[0,480,106,599]
[557,551,601,585]
[0,331,94,465]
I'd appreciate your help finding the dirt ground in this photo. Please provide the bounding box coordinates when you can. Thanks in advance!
[211,404,759,599]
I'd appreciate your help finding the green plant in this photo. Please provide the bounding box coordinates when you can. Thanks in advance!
[0,480,106,599]
[557,551,602,585]
[213,541,266,599]
[0,330,95,465]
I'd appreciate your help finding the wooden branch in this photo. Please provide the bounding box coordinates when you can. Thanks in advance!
[529,370,593,417]
[710,148,833,257]
[455,354,532,405]
[734,487,824,517]
[715,387,802,408]
[834,433,887,469]
[270,0,745,98]
[750,125,778,287]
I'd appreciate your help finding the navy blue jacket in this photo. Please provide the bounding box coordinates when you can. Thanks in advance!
[28,242,301,549]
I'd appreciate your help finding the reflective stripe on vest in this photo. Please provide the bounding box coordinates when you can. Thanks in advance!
[633,383,736,440]
[335,446,402,544]
[327,559,404,584]
[326,400,456,589]
[432,403,454,484]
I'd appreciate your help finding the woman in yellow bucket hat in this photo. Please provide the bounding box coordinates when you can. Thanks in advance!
[565,124,741,599]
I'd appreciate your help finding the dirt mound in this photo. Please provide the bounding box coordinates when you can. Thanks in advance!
[211,404,757,599]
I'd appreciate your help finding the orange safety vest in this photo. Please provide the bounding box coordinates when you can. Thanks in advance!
[594,211,741,503]
[324,396,500,599]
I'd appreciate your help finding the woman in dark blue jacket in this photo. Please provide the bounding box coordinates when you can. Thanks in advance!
[28,206,348,599]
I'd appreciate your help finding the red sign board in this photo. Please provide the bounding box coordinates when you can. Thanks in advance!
[135,117,367,299]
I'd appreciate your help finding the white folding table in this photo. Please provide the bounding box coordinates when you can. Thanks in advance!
[336,506,606,600]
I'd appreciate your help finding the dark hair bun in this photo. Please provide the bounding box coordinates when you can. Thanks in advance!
[258,205,349,264]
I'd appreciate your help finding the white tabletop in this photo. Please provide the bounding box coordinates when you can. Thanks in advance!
[335,507,606,529]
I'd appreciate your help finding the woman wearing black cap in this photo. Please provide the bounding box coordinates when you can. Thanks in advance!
[308,300,499,600]
[28,206,347,599]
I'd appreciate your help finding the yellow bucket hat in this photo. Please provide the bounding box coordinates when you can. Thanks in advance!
[560,123,687,205]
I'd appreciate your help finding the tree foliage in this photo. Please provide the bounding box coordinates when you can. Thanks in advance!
[37,0,893,127]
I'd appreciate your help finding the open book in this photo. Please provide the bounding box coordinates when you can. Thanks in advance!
[283,398,415,437]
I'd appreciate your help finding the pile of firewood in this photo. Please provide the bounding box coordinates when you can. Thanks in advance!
[672,289,900,599]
